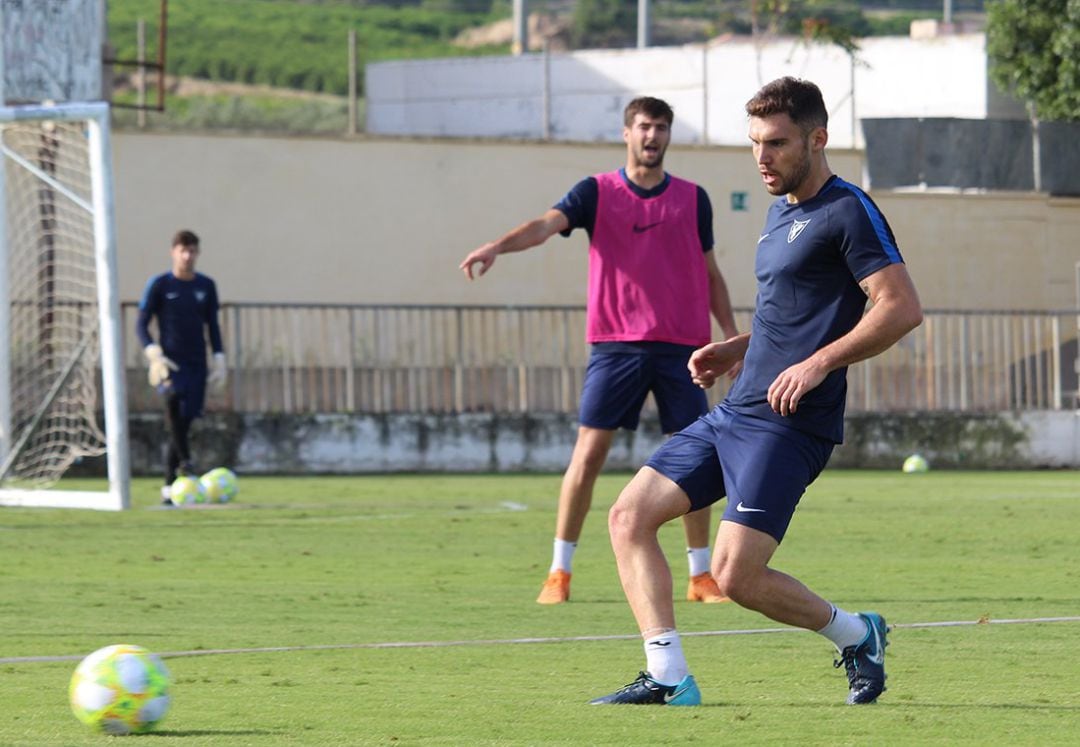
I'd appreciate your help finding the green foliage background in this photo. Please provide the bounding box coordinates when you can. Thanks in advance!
[108,0,510,96]
[986,0,1080,121]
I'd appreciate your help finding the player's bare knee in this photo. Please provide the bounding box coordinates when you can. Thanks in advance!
[712,561,758,604]
[576,448,608,476]
[607,498,636,544]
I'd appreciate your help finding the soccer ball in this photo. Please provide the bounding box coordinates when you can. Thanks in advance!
[171,474,207,505]
[902,454,930,473]
[200,467,239,503]
[69,644,171,735]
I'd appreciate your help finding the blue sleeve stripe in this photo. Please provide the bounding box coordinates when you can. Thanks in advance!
[837,179,902,264]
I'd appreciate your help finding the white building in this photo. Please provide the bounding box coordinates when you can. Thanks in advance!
[366,32,1024,150]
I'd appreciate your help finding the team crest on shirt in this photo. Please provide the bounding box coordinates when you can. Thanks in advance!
[195,290,207,303]
[787,218,811,243]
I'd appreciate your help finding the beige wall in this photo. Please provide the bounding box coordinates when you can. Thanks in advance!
[113,131,1080,311]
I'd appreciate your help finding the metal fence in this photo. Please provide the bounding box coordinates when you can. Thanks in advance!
[121,303,1080,415]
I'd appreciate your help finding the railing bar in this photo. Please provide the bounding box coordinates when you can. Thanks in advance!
[113,303,1073,416]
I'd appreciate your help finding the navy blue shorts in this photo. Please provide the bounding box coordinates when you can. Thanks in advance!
[645,404,834,543]
[578,346,708,433]
[159,365,207,421]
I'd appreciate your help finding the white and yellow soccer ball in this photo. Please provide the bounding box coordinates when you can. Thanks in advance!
[170,474,207,505]
[199,467,239,503]
[69,644,171,735]
[902,454,930,473]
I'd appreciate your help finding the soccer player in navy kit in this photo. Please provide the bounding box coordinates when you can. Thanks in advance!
[136,230,226,505]
[460,97,740,606]
[591,78,923,706]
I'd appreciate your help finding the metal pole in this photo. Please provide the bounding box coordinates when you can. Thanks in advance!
[0,120,9,464]
[1029,103,1042,192]
[87,107,132,510]
[542,38,551,140]
[158,0,168,110]
[850,51,856,148]
[137,19,147,128]
[701,43,709,145]
[638,0,651,48]
[943,0,953,24]
[513,0,528,56]
[1075,261,1080,407]
[347,29,358,136]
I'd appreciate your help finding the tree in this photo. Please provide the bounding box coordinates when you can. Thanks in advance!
[986,0,1080,121]
[751,0,865,54]
[571,0,636,49]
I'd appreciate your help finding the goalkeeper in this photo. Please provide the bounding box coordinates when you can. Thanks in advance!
[136,230,226,505]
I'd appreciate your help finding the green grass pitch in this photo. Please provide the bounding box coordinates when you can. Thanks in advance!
[2,470,1079,745]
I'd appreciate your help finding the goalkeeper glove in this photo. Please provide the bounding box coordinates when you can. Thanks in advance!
[144,344,178,387]
[207,352,227,389]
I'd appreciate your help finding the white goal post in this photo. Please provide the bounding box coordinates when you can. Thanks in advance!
[0,101,130,510]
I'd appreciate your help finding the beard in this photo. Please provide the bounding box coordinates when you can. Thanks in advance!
[765,144,812,196]
[632,142,666,169]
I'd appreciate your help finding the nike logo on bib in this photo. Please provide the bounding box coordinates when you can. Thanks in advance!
[632,221,663,233]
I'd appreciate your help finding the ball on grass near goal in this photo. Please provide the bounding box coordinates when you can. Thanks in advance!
[69,644,171,735]
[171,474,207,505]
[902,454,929,473]
[199,467,239,503]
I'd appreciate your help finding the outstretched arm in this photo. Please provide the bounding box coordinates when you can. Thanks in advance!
[767,262,923,416]
[459,209,570,280]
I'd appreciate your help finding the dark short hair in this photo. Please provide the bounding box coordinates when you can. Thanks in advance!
[623,96,674,127]
[172,229,200,249]
[745,77,828,133]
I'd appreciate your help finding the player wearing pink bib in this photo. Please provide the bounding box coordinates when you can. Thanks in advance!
[460,97,739,606]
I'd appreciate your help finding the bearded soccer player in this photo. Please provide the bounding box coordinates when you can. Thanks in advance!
[460,97,740,606]
[590,77,922,707]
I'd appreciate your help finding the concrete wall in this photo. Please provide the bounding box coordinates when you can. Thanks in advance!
[112,131,1080,313]
[366,34,1023,149]
[123,411,1080,475]
[0,0,101,104]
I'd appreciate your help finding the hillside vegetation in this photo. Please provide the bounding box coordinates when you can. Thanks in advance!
[106,0,984,133]
[108,0,509,97]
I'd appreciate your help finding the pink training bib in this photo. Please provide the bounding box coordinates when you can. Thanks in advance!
[586,171,711,345]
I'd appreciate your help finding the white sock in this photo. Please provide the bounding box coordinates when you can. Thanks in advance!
[643,630,689,685]
[160,485,171,500]
[817,604,870,651]
[550,538,577,573]
[686,547,711,576]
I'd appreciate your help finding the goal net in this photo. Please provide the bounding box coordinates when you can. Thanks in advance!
[0,102,130,510]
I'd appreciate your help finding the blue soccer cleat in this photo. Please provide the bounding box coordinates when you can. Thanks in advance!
[835,612,889,704]
[589,671,701,706]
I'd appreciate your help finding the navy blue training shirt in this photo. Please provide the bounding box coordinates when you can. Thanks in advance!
[724,175,903,443]
[553,169,714,252]
[136,272,223,368]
